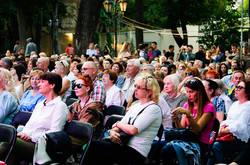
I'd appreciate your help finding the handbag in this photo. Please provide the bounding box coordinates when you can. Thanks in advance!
[209,132,236,144]
[164,128,200,143]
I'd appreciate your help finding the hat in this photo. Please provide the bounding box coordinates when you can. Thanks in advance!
[27,38,32,41]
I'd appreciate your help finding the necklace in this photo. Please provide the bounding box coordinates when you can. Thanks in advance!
[79,97,90,109]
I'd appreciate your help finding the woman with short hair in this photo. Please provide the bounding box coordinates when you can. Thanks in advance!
[0,72,68,164]
[111,62,125,88]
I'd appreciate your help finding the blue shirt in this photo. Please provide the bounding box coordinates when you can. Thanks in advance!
[115,75,125,89]
[19,90,46,112]
[153,49,161,58]
[0,91,19,124]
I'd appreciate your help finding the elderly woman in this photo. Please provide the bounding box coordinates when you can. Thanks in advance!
[111,62,125,88]
[84,72,162,164]
[0,68,18,124]
[19,70,45,112]
[102,70,121,107]
[208,80,250,165]
[203,79,226,123]
[162,78,216,164]
[54,60,72,101]
[68,75,100,145]
[163,74,187,111]
[0,72,68,164]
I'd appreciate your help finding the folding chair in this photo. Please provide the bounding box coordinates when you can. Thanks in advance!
[11,111,32,128]
[64,120,94,165]
[203,118,220,164]
[99,114,124,140]
[104,105,125,124]
[0,123,17,163]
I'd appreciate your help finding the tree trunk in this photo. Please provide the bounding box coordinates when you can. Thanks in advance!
[17,0,27,50]
[74,0,103,56]
[135,0,143,49]
[35,11,43,53]
[171,23,188,47]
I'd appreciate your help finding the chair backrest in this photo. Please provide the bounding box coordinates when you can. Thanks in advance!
[64,120,93,165]
[99,114,124,140]
[106,105,125,116]
[65,98,78,106]
[95,111,104,139]
[0,123,17,163]
[11,111,32,128]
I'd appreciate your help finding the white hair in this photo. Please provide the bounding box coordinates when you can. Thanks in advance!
[164,74,181,91]
[128,59,140,68]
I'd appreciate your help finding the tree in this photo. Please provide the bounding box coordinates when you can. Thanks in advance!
[140,0,227,47]
[74,0,103,56]
[198,2,241,50]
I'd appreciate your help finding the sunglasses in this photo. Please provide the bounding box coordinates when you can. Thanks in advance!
[75,83,87,89]
[235,85,245,90]
[185,72,193,76]
[178,68,184,71]
[134,84,148,91]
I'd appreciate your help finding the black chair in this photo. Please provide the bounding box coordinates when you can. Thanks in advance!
[104,105,125,124]
[11,111,32,128]
[99,114,124,140]
[95,111,104,139]
[0,123,17,163]
[65,98,78,106]
[64,120,94,165]
[203,118,220,164]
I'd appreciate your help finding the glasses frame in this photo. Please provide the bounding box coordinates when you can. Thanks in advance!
[75,83,88,89]
[235,85,245,90]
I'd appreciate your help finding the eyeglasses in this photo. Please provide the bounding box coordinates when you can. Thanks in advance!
[134,84,148,91]
[185,72,193,76]
[60,61,65,68]
[178,68,184,71]
[75,83,87,89]
[235,85,245,90]
[82,67,94,71]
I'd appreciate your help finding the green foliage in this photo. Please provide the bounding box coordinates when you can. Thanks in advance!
[198,1,241,50]
[0,0,16,24]
[94,32,100,46]
[106,32,113,56]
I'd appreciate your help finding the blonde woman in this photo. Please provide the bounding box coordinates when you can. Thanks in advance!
[54,60,72,101]
[0,68,19,124]
[117,41,131,61]
[84,72,162,165]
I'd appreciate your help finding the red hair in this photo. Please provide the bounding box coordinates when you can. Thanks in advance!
[205,70,220,79]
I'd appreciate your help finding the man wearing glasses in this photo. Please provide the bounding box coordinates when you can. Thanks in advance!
[82,61,106,111]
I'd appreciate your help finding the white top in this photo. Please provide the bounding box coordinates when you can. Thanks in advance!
[219,93,233,114]
[105,84,121,107]
[139,51,145,57]
[220,101,250,143]
[66,71,77,82]
[22,96,68,142]
[62,76,72,101]
[118,51,131,59]
[158,94,172,128]
[121,101,162,157]
[15,85,21,101]
[121,74,139,104]
[86,49,97,56]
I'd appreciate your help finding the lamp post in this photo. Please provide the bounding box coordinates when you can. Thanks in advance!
[48,18,59,55]
[103,0,127,57]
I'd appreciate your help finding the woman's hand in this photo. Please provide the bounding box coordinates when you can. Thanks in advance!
[172,107,190,116]
[17,132,31,141]
[112,121,120,129]
[110,130,121,144]
[171,113,180,123]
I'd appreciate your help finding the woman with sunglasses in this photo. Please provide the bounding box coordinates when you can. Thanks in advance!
[162,78,216,164]
[178,67,202,92]
[208,80,250,165]
[54,60,72,101]
[68,75,100,146]
[84,72,162,165]
[177,62,187,80]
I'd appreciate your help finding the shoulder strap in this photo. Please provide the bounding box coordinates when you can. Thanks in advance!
[129,103,159,125]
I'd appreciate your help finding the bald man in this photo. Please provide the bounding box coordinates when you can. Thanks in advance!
[37,57,50,72]
[82,61,106,111]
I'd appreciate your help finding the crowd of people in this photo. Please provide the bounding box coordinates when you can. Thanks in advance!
[0,39,249,165]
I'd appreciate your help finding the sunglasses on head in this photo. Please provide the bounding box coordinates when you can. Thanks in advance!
[185,72,193,76]
[235,85,245,90]
[75,83,87,89]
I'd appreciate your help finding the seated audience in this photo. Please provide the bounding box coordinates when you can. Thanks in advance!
[111,62,125,88]
[0,68,18,124]
[208,80,250,165]
[19,70,45,112]
[0,73,68,164]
